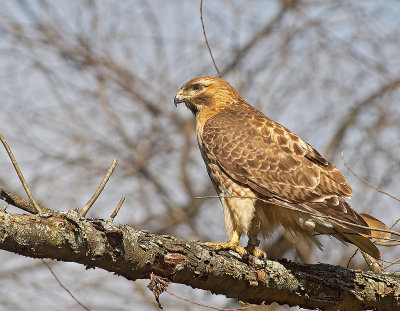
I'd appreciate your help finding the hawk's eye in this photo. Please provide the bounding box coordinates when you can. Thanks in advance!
[192,84,203,91]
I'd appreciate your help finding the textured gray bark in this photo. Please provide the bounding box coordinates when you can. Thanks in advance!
[0,208,399,311]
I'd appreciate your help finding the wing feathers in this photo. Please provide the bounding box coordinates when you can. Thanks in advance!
[202,104,351,203]
[267,197,381,259]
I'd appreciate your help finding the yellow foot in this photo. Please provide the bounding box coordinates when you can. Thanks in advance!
[246,247,267,259]
[204,241,247,257]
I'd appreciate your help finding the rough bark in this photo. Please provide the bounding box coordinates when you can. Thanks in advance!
[0,209,399,310]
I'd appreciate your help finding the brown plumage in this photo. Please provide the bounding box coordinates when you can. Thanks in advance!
[174,76,385,259]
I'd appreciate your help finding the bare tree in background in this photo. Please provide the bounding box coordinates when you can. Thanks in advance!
[0,1,399,310]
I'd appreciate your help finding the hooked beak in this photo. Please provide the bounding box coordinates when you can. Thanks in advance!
[174,89,185,107]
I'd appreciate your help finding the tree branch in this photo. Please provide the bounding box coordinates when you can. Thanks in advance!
[0,208,398,310]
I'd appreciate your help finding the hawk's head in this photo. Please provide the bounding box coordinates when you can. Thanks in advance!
[174,76,242,114]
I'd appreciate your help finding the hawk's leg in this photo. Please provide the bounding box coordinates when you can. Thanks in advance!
[245,224,267,259]
[205,231,247,257]
[245,238,267,259]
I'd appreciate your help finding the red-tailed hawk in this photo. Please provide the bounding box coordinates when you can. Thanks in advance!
[174,76,386,259]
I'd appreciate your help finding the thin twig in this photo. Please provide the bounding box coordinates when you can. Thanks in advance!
[342,151,400,231]
[80,159,118,217]
[346,249,358,269]
[383,257,400,269]
[108,196,125,222]
[374,240,400,246]
[0,132,42,213]
[42,260,91,311]
[313,232,400,244]
[341,152,400,204]
[165,288,256,311]
[390,217,400,230]
[200,0,221,76]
